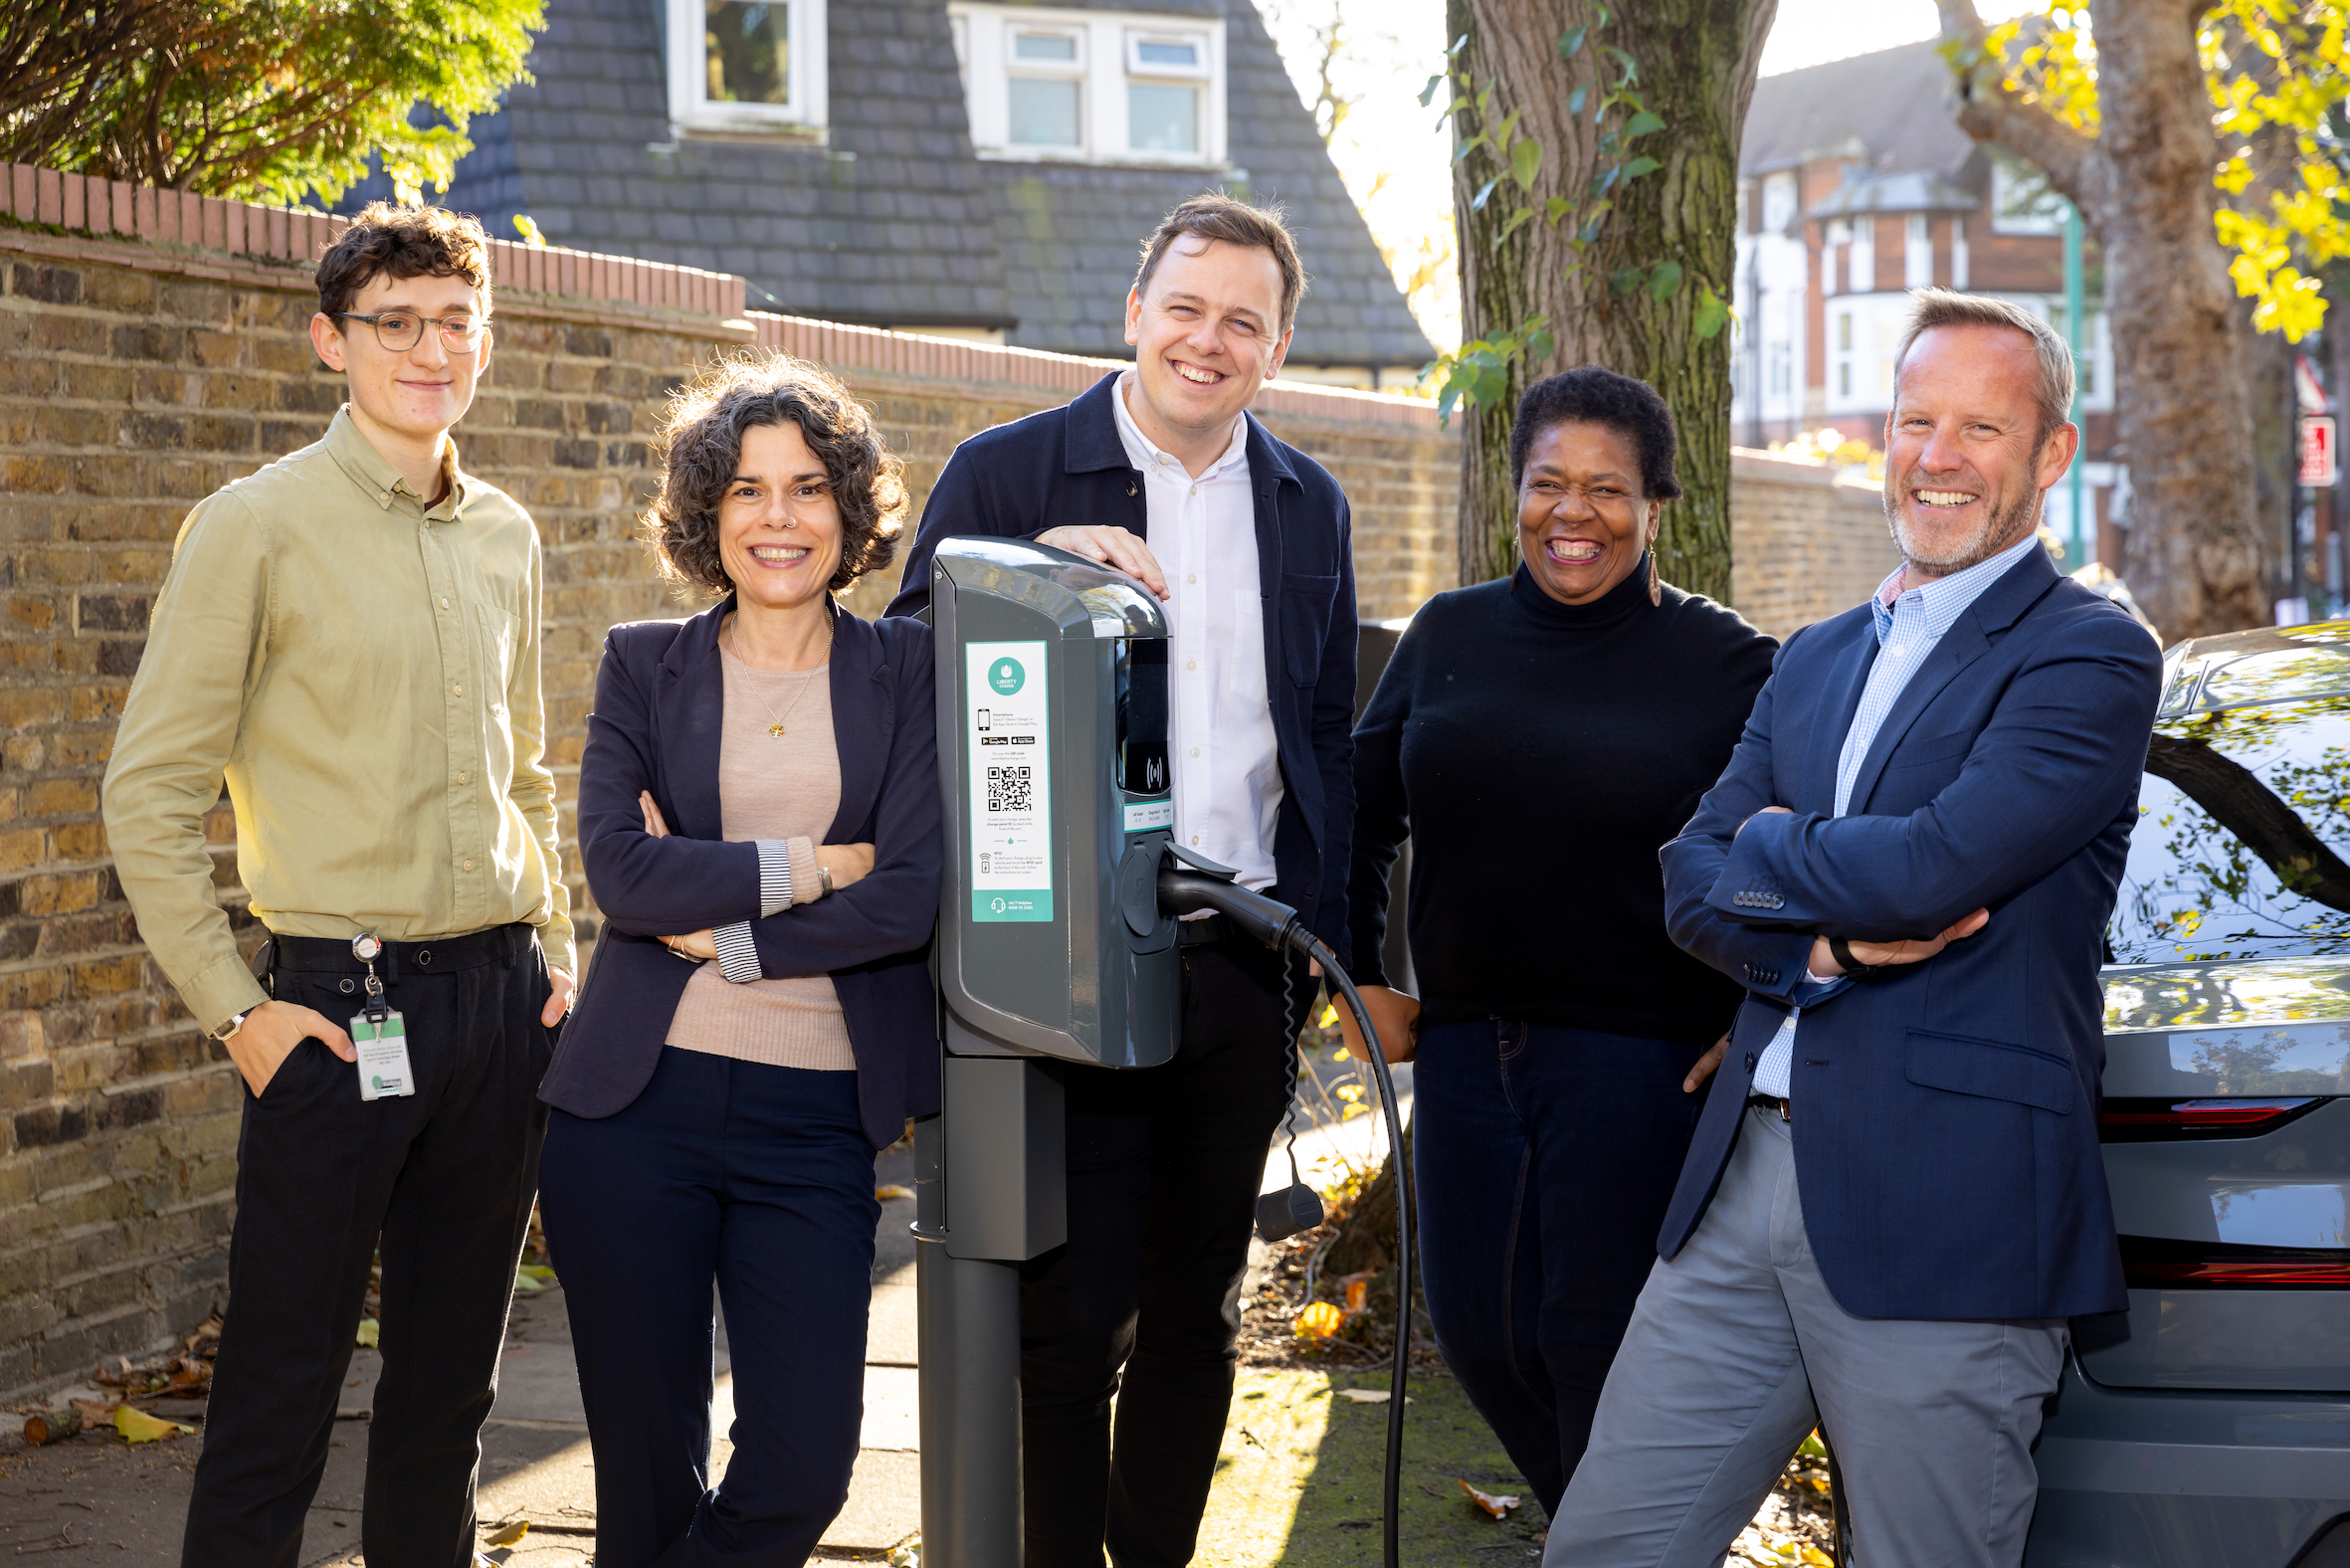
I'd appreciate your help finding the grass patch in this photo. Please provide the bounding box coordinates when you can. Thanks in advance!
[1191,1369,1544,1567]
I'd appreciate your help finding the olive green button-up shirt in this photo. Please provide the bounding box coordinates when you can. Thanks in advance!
[103,408,575,1034]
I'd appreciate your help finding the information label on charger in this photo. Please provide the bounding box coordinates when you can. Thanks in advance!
[1122,799,1174,833]
[967,641,1053,921]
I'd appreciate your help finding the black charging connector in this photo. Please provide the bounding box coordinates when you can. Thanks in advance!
[1158,855,1414,1568]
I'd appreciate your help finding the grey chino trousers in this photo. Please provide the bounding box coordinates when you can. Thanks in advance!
[1542,1104,2067,1568]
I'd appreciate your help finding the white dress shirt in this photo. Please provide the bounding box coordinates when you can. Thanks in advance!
[1109,372,1283,892]
[1752,530,2045,1097]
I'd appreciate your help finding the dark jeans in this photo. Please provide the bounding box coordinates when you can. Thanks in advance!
[539,1048,881,1568]
[1413,1018,1710,1517]
[183,925,554,1568]
[1019,938,1304,1568]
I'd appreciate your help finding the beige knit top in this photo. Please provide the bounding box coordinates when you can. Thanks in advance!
[665,641,857,1071]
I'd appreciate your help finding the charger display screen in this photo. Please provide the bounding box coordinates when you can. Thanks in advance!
[1115,638,1170,798]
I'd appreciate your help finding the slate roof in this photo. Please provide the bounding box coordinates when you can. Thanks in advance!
[1808,168,1979,219]
[407,0,1016,329]
[357,0,1429,365]
[1743,43,1980,183]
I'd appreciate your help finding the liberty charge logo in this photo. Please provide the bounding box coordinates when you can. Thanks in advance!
[989,658,1025,695]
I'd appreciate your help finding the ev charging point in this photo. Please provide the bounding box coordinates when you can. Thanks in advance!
[914,537,1413,1568]
[915,537,1178,1568]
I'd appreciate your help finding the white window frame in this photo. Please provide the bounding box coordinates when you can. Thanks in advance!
[1761,171,1797,233]
[1904,213,1932,290]
[950,2,1228,168]
[667,0,829,135]
[1990,152,2065,236]
[1003,21,1088,155]
[1847,217,1874,294]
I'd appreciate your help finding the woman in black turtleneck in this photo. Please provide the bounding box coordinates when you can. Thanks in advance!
[1344,367,1776,1517]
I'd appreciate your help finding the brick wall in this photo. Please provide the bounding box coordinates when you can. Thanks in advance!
[0,170,1458,1399]
[0,166,1893,1398]
[1728,449,1902,640]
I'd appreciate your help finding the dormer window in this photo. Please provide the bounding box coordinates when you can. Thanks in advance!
[668,0,828,135]
[951,3,1227,167]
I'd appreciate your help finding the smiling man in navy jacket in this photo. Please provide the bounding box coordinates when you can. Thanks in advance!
[888,194,1356,1568]
[1546,289,2162,1568]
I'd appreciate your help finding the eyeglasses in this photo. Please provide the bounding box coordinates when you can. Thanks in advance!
[336,310,488,354]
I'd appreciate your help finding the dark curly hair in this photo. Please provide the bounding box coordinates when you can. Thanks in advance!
[315,202,492,323]
[647,354,907,597]
[1508,366,1684,500]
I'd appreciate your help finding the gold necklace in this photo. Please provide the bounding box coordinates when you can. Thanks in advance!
[724,615,833,738]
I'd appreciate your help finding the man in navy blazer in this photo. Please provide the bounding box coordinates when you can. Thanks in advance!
[1545,290,2162,1568]
[886,196,1355,1568]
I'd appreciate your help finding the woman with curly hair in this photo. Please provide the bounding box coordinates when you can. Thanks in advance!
[1341,367,1776,1518]
[536,353,941,1565]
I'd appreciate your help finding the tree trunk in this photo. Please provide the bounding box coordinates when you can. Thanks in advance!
[1944,0,2267,641]
[1449,0,1776,597]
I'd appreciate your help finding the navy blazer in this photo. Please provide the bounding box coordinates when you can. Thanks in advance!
[540,598,943,1150]
[1659,545,2161,1321]
[883,373,1358,955]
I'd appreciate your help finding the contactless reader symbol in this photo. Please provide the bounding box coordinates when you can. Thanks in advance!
[1145,757,1165,791]
[989,659,1025,695]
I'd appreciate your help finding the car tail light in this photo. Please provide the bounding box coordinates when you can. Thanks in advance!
[2098,1096,2324,1141]
[2120,1234,2350,1288]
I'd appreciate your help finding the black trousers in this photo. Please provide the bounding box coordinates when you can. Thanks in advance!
[182,925,556,1568]
[539,1050,881,1568]
[1019,937,1304,1568]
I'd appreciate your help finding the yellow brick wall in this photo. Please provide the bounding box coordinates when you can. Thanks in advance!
[0,243,1458,1396]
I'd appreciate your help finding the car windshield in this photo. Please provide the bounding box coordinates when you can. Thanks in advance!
[2113,683,2350,963]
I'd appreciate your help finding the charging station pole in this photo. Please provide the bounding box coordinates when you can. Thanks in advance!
[915,537,1180,1568]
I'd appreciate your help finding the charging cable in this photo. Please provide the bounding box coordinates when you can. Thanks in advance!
[1159,860,1414,1568]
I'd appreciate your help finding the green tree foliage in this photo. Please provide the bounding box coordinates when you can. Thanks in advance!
[1426,0,1771,597]
[0,0,543,207]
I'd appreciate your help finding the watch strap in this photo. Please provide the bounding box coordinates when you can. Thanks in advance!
[1828,935,1892,982]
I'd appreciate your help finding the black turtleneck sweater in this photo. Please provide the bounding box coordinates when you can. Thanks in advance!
[1349,557,1778,1042]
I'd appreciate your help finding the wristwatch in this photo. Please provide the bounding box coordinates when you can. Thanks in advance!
[211,1009,253,1043]
[1828,935,1894,982]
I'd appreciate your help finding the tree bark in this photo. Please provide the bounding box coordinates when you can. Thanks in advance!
[1448,0,1776,598]
[1942,0,2268,641]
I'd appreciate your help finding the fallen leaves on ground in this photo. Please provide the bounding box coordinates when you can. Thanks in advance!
[1723,1431,1838,1567]
[483,1520,530,1546]
[877,1185,915,1201]
[513,1265,557,1294]
[113,1405,195,1443]
[1293,1300,1344,1339]
[1459,1478,1520,1519]
[1334,1387,1410,1404]
[356,1317,381,1348]
[886,1539,920,1566]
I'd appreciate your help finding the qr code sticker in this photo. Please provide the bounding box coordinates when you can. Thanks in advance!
[987,765,1033,813]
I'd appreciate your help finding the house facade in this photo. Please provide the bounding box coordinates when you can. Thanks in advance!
[398,0,1432,387]
[1731,42,2120,566]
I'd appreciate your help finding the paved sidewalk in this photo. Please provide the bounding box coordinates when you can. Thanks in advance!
[0,1146,923,1565]
[0,1089,1420,1565]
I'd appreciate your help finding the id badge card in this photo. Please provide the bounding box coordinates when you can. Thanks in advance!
[351,1011,417,1101]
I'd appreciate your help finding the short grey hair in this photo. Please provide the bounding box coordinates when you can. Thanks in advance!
[1890,287,2075,442]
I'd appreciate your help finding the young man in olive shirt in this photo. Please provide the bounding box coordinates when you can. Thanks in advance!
[102,205,575,1567]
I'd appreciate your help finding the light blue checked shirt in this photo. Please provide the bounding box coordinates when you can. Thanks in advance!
[1751,530,2045,1098]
